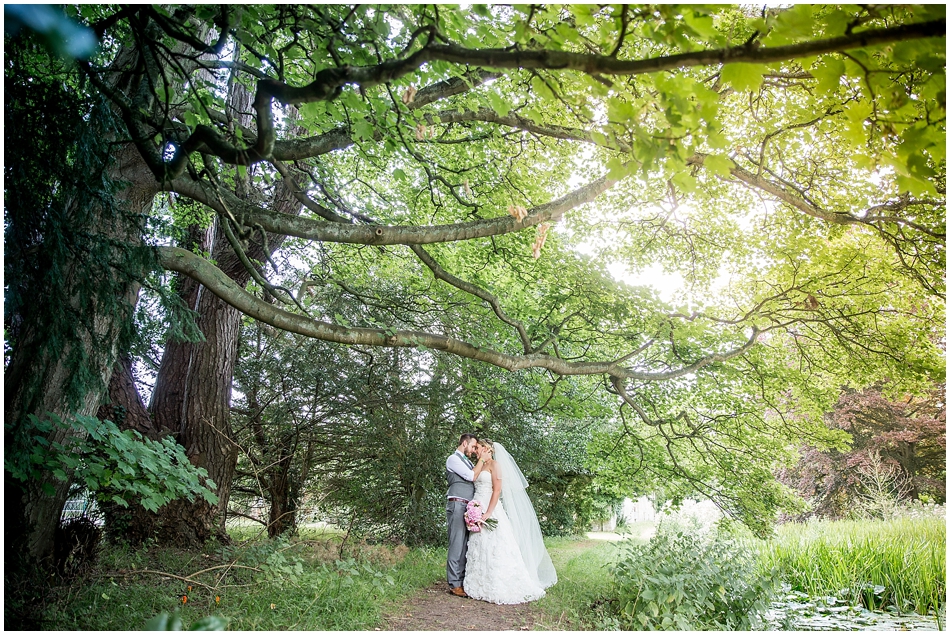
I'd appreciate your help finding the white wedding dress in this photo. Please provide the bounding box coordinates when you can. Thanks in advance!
[463,471,548,604]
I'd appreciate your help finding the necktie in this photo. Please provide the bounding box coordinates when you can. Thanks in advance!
[461,453,473,469]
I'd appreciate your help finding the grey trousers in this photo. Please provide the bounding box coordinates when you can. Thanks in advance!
[446,499,469,588]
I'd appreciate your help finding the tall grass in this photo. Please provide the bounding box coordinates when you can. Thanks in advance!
[44,527,446,630]
[533,536,623,629]
[760,516,946,615]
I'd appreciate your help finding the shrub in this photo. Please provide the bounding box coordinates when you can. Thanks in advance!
[608,519,776,630]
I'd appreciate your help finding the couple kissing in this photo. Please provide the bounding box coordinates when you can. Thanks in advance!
[445,434,557,604]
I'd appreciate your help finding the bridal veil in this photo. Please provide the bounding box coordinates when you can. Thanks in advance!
[493,442,558,589]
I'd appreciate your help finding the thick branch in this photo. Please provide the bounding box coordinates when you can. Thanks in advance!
[422,19,945,75]
[166,171,617,245]
[157,247,759,381]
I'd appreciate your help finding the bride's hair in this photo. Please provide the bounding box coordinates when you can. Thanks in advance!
[477,437,495,453]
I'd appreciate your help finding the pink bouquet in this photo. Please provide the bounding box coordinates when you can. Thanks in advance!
[464,500,498,532]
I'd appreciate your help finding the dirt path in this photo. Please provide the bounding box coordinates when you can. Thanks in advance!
[380,533,630,631]
[381,583,545,631]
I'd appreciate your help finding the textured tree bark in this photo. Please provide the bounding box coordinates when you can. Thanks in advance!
[91,223,211,544]
[151,274,244,546]
[114,92,309,545]
[98,355,155,439]
[150,222,213,436]
[106,221,250,547]
[4,142,157,568]
[266,445,299,538]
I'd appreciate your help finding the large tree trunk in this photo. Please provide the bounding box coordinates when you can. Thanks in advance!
[94,222,211,544]
[150,272,244,545]
[137,89,307,544]
[93,73,307,546]
[100,215,245,547]
[4,142,156,601]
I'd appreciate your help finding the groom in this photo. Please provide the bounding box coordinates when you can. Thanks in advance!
[445,433,487,598]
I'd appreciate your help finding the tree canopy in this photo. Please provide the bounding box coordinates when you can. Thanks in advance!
[4,4,946,543]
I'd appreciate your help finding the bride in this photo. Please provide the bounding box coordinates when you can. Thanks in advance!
[463,438,558,604]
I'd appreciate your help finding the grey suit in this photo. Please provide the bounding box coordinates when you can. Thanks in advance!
[445,451,476,588]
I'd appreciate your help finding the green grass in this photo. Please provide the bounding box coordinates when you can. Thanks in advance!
[533,524,654,630]
[534,538,619,629]
[760,516,946,615]
[45,527,446,630]
[46,518,943,630]
[44,526,643,631]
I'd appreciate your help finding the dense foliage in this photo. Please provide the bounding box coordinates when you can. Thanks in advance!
[778,382,946,519]
[5,413,217,512]
[608,520,776,630]
[3,7,945,602]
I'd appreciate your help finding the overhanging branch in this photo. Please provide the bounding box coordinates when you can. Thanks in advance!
[166,170,618,245]
[157,246,759,381]
[422,19,945,75]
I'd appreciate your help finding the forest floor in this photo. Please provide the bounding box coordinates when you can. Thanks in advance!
[380,583,543,631]
[380,533,633,631]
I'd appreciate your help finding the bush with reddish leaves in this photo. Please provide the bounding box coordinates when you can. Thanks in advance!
[778,383,945,519]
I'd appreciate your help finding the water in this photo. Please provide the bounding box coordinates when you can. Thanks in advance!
[761,590,944,631]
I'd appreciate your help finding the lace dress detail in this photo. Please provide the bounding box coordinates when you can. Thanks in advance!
[464,472,546,604]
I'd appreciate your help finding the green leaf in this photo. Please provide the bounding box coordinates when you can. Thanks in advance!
[299,101,324,121]
[683,12,718,41]
[703,154,735,178]
[706,129,729,150]
[843,101,873,147]
[530,75,555,101]
[772,4,814,40]
[183,111,199,130]
[352,119,375,142]
[488,91,511,118]
[606,156,632,180]
[720,64,764,93]
[896,174,937,197]
[189,615,228,631]
[671,171,697,193]
[811,57,845,95]
[145,612,183,630]
[820,8,851,37]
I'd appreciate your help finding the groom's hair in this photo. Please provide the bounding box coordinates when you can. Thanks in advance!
[459,433,477,446]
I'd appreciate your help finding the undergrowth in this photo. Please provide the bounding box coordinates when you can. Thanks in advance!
[44,526,445,630]
[602,519,776,630]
